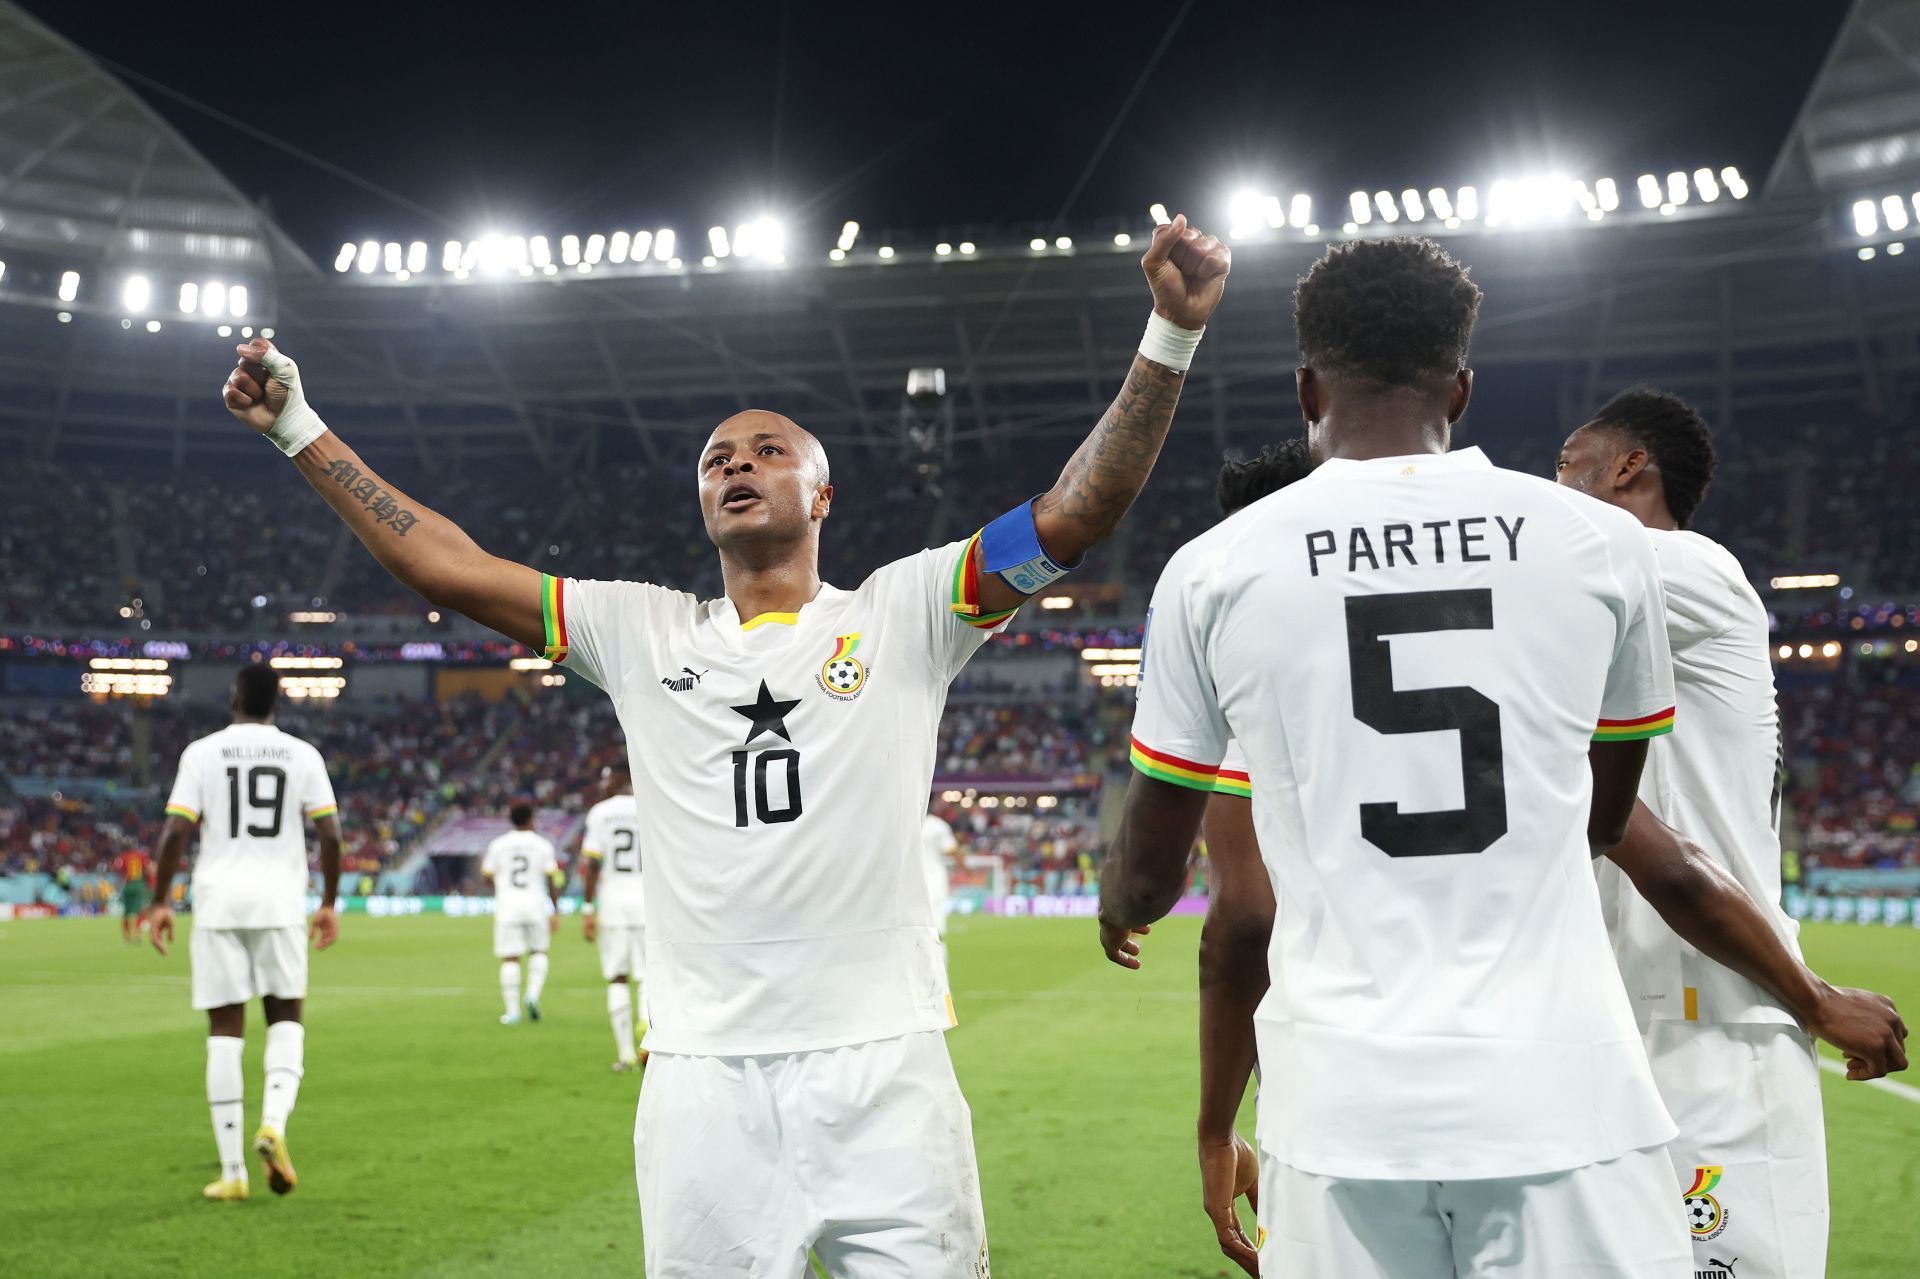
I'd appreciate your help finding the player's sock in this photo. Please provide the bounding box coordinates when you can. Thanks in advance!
[259,1021,305,1134]
[206,1036,248,1185]
[526,953,550,1003]
[607,982,634,1060]
[500,960,521,1018]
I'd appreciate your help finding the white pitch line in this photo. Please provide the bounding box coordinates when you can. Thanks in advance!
[1818,1056,1920,1105]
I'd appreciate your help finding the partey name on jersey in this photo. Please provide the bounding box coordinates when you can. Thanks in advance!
[1306,515,1525,577]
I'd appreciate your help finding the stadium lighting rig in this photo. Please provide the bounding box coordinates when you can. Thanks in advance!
[1847,189,1920,259]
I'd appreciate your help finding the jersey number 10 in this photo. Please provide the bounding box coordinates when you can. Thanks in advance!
[732,750,802,827]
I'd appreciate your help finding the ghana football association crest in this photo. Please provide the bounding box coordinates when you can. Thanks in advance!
[817,633,866,700]
[1683,1165,1730,1242]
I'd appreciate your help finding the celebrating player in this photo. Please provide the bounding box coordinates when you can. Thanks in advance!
[580,762,647,1070]
[218,213,1229,1275]
[111,846,153,943]
[1101,237,1694,1276]
[920,804,960,947]
[1558,387,1909,1276]
[147,665,342,1202]
[481,801,560,1026]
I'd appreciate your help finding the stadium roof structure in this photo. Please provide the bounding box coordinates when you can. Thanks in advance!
[1769,0,1920,200]
[0,0,1916,467]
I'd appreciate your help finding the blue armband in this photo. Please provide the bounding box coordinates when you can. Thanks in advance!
[980,497,1079,596]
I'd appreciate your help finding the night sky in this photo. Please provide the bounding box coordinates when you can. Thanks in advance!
[26,1,1846,258]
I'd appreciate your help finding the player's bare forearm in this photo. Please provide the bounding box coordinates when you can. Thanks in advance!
[1197,915,1267,1140]
[152,816,190,902]
[1100,774,1209,934]
[580,860,601,906]
[315,815,343,909]
[289,433,545,649]
[1585,740,1649,854]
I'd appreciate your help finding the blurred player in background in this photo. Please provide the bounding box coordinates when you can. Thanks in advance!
[112,847,153,943]
[482,801,560,1026]
[1558,387,1909,1278]
[580,762,646,1071]
[219,214,1228,1276]
[1102,236,1694,1277]
[147,665,342,1202]
[920,805,959,946]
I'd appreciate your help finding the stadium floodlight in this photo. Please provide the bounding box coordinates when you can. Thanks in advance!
[1637,174,1661,209]
[384,242,402,272]
[1029,237,1047,250]
[145,319,162,333]
[201,281,226,316]
[1595,177,1620,212]
[334,242,357,272]
[1428,187,1453,220]
[0,260,7,285]
[837,220,860,251]
[1882,194,1910,233]
[1854,199,1879,237]
[1443,216,1461,229]
[461,240,481,271]
[121,275,150,313]
[1289,193,1312,228]
[1913,193,1920,223]
[708,226,730,259]
[1659,202,1677,216]
[609,231,630,264]
[1304,223,1320,237]
[229,285,249,318]
[561,234,580,265]
[936,242,953,255]
[1574,181,1598,214]
[1889,241,1907,255]
[1666,171,1688,205]
[654,228,675,261]
[1149,202,1171,225]
[878,245,896,259]
[56,311,71,322]
[1374,191,1399,222]
[1694,168,1720,202]
[1227,189,1261,234]
[1349,191,1371,224]
[959,241,976,254]
[1341,221,1359,235]
[631,230,653,261]
[700,255,717,268]
[57,270,79,302]
[1456,185,1479,220]
[1401,189,1426,221]
[585,233,607,264]
[829,247,847,261]
[530,235,553,268]
[1112,232,1131,247]
[217,324,231,336]
[407,241,427,272]
[507,236,530,269]
[1721,167,1749,199]
[737,218,784,260]
[1859,245,1877,260]
[442,240,460,271]
[1055,235,1073,249]
[1262,195,1285,228]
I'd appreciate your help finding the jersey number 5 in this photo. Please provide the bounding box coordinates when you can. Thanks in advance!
[224,765,287,839]
[1346,590,1508,857]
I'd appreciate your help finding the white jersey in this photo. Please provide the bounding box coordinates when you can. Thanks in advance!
[1595,529,1801,1027]
[482,830,559,923]
[1131,447,1679,1181]
[582,793,646,928]
[164,722,336,929]
[920,812,957,881]
[551,537,1008,1056]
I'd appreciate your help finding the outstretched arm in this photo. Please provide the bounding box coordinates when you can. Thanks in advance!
[1608,800,1908,1079]
[974,217,1231,616]
[222,340,545,650]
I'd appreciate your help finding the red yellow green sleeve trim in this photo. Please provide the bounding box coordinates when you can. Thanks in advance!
[304,803,339,821]
[164,803,199,822]
[1212,768,1252,798]
[581,847,605,862]
[947,532,1022,628]
[540,574,569,663]
[1129,737,1223,793]
[1593,708,1675,742]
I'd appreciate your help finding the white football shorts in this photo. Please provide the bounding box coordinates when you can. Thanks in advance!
[190,925,308,1009]
[493,915,549,959]
[635,1030,988,1278]
[1257,1143,1691,1278]
[1643,1018,1827,1279]
[597,923,645,984]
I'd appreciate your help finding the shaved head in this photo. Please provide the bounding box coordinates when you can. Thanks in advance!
[709,410,830,486]
[698,409,834,560]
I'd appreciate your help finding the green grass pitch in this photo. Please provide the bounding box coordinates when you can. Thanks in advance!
[2,915,1916,1276]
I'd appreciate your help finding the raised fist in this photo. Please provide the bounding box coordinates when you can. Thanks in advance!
[221,338,291,433]
[1141,214,1232,330]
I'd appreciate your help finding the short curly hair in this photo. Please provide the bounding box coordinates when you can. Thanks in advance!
[1589,387,1716,528]
[1293,238,1483,392]
[1217,437,1315,515]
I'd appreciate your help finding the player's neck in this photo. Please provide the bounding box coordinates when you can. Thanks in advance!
[1624,489,1680,531]
[717,538,824,621]
[1315,410,1450,462]
[230,714,272,727]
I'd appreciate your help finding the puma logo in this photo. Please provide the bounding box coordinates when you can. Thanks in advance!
[660,667,708,693]
[1696,1260,1736,1279]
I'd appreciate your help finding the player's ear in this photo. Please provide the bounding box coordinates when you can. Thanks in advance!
[1446,369,1473,425]
[1295,366,1321,425]
[1613,446,1651,491]
[812,482,833,522]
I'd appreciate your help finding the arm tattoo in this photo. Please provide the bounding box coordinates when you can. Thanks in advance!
[320,459,420,536]
[1035,355,1184,546]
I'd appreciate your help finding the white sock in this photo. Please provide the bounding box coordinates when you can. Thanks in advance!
[526,952,550,1003]
[608,982,634,1060]
[206,1036,247,1184]
[260,1021,305,1134]
[500,960,521,1017]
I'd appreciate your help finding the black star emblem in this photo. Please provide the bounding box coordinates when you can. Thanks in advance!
[730,680,801,744]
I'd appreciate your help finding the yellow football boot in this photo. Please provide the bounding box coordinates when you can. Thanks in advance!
[253,1125,298,1196]
[202,1177,250,1202]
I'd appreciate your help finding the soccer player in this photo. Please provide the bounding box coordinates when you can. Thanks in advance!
[112,846,153,943]
[1101,236,1694,1277]
[147,665,341,1202]
[217,213,1229,1274]
[1557,388,1909,1277]
[580,762,646,1070]
[481,801,560,1026]
[920,805,959,943]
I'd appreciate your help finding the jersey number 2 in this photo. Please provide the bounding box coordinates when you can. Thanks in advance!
[225,766,287,839]
[1346,590,1508,857]
[610,829,640,875]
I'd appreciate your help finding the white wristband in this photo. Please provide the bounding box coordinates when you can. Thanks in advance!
[1138,311,1204,373]
[258,347,330,457]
